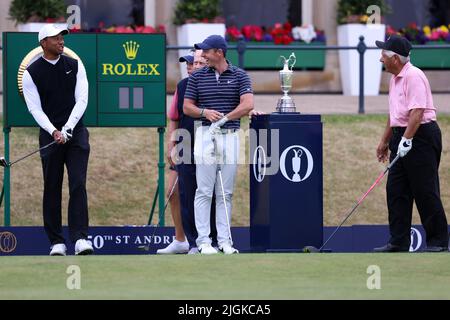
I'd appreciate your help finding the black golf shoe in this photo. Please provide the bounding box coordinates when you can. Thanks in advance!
[373,243,409,253]
[423,246,449,252]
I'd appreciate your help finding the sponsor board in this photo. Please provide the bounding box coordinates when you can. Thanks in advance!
[0,225,443,255]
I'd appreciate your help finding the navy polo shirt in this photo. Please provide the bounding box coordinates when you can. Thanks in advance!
[184,62,253,129]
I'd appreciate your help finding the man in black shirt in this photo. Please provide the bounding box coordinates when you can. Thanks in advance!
[22,24,93,256]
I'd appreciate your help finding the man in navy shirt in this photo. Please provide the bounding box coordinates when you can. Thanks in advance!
[184,35,254,254]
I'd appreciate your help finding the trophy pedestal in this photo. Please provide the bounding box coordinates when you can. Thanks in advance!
[250,113,323,252]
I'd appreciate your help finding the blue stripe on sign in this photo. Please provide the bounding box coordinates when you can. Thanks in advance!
[185,64,253,129]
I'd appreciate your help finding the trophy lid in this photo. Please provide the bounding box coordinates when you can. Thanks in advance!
[280,53,296,72]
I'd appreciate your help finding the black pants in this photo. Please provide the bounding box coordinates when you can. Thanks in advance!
[387,121,448,248]
[177,163,217,248]
[39,126,90,245]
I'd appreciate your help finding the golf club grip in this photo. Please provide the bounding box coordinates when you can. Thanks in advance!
[387,153,400,170]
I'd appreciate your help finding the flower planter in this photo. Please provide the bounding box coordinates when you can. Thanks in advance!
[226,41,326,70]
[337,23,385,96]
[410,42,450,69]
[176,23,225,78]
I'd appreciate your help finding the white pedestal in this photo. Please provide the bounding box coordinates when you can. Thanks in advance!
[176,23,225,78]
[337,24,386,96]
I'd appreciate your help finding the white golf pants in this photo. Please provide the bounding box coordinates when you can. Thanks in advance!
[193,126,239,247]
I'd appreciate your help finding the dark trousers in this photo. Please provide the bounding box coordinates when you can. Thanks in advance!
[387,121,448,248]
[39,127,90,245]
[177,163,217,248]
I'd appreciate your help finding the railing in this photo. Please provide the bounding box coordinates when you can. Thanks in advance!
[168,37,450,114]
[2,39,450,113]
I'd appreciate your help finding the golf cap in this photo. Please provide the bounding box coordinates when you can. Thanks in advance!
[38,24,69,42]
[376,35,412,57]
[179,54,194,64]
[194,35,227,53]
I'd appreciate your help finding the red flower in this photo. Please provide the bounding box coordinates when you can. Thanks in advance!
[226,26,242,41]
[283,22,292,33]
[408,22,418,30]
[157,25,166,33]
[386,25,397,36]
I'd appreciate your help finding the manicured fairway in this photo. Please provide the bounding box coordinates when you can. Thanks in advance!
[1,253,450,300]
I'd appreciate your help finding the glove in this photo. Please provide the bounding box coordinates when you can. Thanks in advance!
[61,126,73,143]
[209,116,229,135]
[397,136,412,157]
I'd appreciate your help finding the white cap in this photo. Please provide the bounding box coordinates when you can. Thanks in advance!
[38,24,69,42]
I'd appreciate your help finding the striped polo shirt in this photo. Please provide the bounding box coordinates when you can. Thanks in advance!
[184,62,253,129]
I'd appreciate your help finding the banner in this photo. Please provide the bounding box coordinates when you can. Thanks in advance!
[0,225,441,255]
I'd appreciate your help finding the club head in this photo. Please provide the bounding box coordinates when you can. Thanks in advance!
[303,246,321,253]
[0,157,9,167]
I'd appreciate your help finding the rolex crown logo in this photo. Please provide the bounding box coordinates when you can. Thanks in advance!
[123,41,140,60]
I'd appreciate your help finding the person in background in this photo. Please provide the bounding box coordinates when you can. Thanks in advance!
[156,51,194,254]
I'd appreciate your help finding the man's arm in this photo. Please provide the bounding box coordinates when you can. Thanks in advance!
[403,108,424,139]
[22,70,57,136]
[396,108,424,158]
[183,98,224,122]
[64,61,89,130]
[376,116,392,163]
[167,89,180,166]
[224,93,254,121]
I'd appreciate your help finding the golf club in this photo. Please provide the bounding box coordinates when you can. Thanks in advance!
[303,153,401,253]
[212,134,234,247]
[138,176,178,252]
[0,140,57,168]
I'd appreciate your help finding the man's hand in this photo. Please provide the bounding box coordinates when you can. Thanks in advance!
[376,141,389,163]
[61,126,73,143]
[249,110,265,121]
[209,116,229,135]
[167,142,176,167]
[204,109,224,122]
[397,136,412,157]
[52,130,65,144]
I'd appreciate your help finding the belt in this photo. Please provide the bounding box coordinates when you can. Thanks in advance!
[392,127,406,134]
[202,126,238,134]
[392,121,436,135]
[217,128,238,134]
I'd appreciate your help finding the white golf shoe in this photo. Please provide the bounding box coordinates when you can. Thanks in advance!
[188,247,199,255]
[156,239,189,254]
[198,243,218,255]
[49,243,67,256]
[219,244,239,254]
[75,239,94,255]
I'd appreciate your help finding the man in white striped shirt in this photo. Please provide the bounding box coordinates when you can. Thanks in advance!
[22,24,93,256]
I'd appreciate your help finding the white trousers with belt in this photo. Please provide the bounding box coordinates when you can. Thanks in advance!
[193,126,239,247]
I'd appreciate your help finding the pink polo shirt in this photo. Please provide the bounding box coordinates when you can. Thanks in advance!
[167,89,179,121]
[389,62,436,127]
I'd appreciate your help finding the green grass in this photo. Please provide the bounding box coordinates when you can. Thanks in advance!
[1,114,450,227]
[1,253,450,300]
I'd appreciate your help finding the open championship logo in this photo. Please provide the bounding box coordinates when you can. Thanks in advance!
[409,227,423,252]
[280,145,314,182]
[253,146,267,182]
[0,232,17,253]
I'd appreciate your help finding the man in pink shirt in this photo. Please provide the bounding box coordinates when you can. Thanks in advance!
[374,35,448,252]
